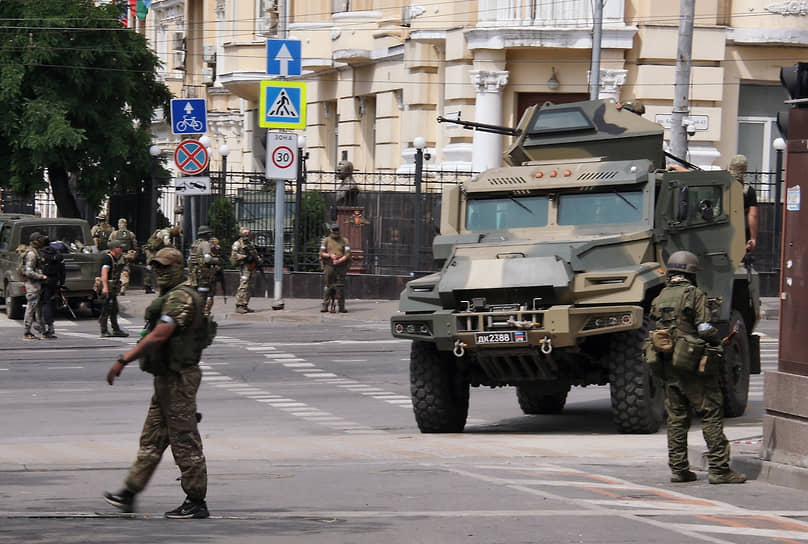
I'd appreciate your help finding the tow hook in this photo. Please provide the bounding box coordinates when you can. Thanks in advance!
[540,336,553,355]
[453,339,466,357]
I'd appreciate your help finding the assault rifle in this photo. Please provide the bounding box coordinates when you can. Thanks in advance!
[56,287,77,320]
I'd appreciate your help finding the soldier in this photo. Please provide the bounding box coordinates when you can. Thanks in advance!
[319,223,351,313]
[91,213,113,251]
[21,232,47,340]
[104,248,210,519]
[648,251,746,484]
[38,235,65,339]
[144,225,181,294]
[189,226,220,316]
[230,227,261,314]
[109,218,138,296]
[728,154,759,252]
[98,241,129,338]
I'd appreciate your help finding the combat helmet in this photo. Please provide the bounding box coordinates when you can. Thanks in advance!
[667,251,700,275]
[728,154,748,178]
[198,225,212,236]
[621,100,646,116]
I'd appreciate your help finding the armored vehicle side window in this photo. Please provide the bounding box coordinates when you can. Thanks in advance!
[558,190,643,226]
[466,195,549,231]
[687,186,723,223]
[528,107,593,135]
[0,225,10,250]
[20,225,85,245]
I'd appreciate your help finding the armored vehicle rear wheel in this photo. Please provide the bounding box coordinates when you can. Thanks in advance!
[516,385,568,415]
[7,295,24,320]
[721,310,750,418]
[410,341,470,433]
[608,318,664,433]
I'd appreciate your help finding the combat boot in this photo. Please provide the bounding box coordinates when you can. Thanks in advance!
[100,329,112,337]
[144,286,154,294]
[111,329,129,338]
[670,470,697,483]
[103,489,136,513]
[709,471,746,484]
[164,497,209,519]
[321,304,328,313]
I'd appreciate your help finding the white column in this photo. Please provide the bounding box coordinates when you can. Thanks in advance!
[470,70,509,173]
[598,68,627,101]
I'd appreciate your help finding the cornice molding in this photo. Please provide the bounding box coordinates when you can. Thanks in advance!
[765,2,808,15]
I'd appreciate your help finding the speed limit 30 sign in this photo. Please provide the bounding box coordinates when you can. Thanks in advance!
[265,131,299,180]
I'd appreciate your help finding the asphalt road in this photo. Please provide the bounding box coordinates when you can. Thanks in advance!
[1,295,805,544]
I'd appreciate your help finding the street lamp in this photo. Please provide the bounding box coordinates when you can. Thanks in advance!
[773,137,786,262]
[413,136,428,273]
[148,145,161,236]
[218,143,230,197]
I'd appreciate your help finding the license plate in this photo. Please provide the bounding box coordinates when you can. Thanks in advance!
[475,331,527,345]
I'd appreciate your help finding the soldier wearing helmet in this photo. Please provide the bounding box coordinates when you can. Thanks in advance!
[143,224,182,294]
[230,227,262,313]
[109,218,138,295]
[319,222,351,313]
[189,226,220,316]
[647,250,746,485]
[728,154,759,252]
[91,213,113,251]
[21,232,47,340]
[104,247,211,519]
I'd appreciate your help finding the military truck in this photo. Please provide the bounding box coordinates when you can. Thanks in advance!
[391,99,760,434]
[0,214,106,319]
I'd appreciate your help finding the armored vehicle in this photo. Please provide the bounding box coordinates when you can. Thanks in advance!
[391,99,760,434]
[0,214,106,319]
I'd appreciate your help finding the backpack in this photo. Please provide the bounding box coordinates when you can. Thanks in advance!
[16,247,37,279]
[178,285,218,348]
[40,247,64,279]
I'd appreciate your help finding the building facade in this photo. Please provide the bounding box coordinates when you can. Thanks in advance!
[143,0,808,180]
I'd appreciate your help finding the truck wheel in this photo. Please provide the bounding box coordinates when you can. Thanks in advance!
[516,386,568,415]
[721,310,750,418]
[7,295,25,320]
[608,318,664,434]
[410,341,469,433]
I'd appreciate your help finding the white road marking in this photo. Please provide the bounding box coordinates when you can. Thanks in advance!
[331,359,368,363]
[304,372,337,378]
[46,366,84,370]
[262,353,301,359]
[283,363,314,368]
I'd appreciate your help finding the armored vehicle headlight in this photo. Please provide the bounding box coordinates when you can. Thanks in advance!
[394,323,405,334]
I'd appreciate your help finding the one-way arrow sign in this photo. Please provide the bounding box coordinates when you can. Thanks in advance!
[266,39,301,77]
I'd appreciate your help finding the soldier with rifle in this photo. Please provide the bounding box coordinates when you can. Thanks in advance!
[230,227,262,314]
[210,237,227,306]
[188,226,220,316]
[109,218,138,296]
[98,241,130,338]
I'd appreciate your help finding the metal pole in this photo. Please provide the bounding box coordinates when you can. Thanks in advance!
[150,157,158,235]
[414,148,423,273]
[774,147,784,267]
[220,155,227,197]
[670,0,695,160]
[294,148,302,271]
[589,0,603,100]
[273,177,285,308]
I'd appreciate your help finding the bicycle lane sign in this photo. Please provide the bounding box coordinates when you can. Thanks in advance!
[170,98,208,135]
[174,139,209,176]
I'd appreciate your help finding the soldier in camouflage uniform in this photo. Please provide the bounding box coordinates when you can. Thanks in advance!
[98,241,129,338]
[648,251,746,485]
[91,213,113,251]
[230,227,261,314]
[143,225,181,294]
[320,223,351,313]
[188,226,220,316]
[728,154,759,252]
[104,248,210,519]
[22,232,47,340]
[109,218,138,295]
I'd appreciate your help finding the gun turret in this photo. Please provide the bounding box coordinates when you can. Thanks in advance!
[437,116,521,137]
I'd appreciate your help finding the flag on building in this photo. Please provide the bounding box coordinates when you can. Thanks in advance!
[137,0,152,21]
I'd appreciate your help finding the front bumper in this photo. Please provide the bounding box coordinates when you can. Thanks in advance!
[391,304,644,352]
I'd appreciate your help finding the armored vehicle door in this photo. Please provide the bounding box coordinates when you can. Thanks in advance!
[654,170,741,321]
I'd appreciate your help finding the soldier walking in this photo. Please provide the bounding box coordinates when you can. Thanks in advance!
[143,225,181,294]
[21,232,46,340]
[98,241,130,338]
[104,248,211,519]
[109,218,138,296]
[230,227,261,314]
[320,223,351,313]
[189,226,220,316]
[648,251,746,484]
[91,213,112,251]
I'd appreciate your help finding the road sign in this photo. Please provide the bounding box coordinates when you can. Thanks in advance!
[266,132,299,180]
[259,81,306,129]
[266,39,302,77]
[175,177,211,195]
[174,139,210,176]
[170,98,207,135]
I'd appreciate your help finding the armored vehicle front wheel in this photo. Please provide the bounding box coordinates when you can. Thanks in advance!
[7,295,25,320]
[607,317,665,434]
[410,341,470,433]
[721,310,750,418]
[516,385,568,415]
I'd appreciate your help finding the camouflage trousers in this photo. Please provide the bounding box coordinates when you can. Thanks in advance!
[235,267,255,309]
[322,265,347,310]
[124,365,207,500]
[665,370,730,476]
[196,284,214,316]
[98,294,121,333]
[23,283,43,334]
[119,268,130,295]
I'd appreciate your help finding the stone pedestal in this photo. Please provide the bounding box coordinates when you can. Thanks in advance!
[336,205,368,273]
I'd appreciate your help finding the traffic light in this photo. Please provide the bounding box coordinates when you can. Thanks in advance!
[780,62,808,103]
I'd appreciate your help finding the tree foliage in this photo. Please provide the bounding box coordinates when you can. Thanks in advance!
[0,0,171,217]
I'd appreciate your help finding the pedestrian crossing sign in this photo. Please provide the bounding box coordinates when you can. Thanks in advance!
[259,81,306,129]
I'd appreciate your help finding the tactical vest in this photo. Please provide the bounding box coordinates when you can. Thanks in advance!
[650,283,698,337]
[320,236,350,268]
[113,229,134,252]
[105,252,122,289]
[189,239,215,286]
[94,226,111,250]
[139,285,210,375]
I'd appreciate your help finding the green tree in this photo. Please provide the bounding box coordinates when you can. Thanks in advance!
[207,197,238,260]
[0,0,171,217]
